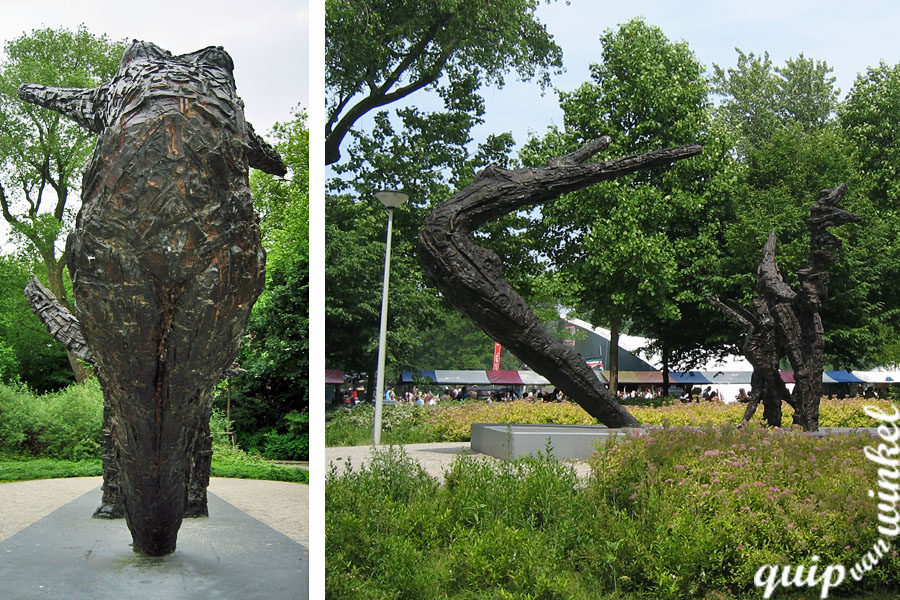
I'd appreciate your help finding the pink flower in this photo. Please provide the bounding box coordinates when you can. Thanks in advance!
[704,450,722,457]
[786,524,795,530]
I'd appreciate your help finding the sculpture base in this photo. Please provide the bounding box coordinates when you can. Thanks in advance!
[470,423,882,461]
[471,423,638,460]
[0,485,306,599]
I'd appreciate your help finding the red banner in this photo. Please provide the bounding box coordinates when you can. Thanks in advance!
[492,343,502,371]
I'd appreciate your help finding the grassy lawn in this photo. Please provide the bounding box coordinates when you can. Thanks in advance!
[0,452,308,484]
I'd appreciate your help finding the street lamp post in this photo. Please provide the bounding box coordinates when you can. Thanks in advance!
[373,190,408,445]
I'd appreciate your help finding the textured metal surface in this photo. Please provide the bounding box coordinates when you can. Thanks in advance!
[419,137,701,427]
[711,185,860,431]
[18,40,285,555]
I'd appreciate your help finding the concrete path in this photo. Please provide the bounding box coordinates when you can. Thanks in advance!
[0,476,308,546]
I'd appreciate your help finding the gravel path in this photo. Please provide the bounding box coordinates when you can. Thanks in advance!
[0,476,308,546]
[325,442,593,481]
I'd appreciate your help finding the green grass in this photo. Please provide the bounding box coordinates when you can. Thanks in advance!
[0,453,308,485]
[0,457,102,482]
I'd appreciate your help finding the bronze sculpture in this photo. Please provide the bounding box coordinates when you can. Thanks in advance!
[419,136,700,427]
[711,184,860,430]
[18,40,285,555]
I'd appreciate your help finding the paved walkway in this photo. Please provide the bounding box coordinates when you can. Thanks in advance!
[0,476,308,546]
[325,442,593,481]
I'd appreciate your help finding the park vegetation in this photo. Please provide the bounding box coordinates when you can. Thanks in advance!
[0,26,308,464]
[0,379,307,484]
[326,4,900,598]
[325,396,899,447]
[327,426,900,599]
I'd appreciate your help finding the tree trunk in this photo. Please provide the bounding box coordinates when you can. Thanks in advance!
[661,343,671,398]
[418,136,701,427]
[609,316,620,398]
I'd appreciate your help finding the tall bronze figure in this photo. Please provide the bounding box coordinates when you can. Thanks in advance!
[18,40,286,556]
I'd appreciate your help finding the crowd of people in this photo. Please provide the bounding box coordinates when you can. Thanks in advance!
[332,382,750,407]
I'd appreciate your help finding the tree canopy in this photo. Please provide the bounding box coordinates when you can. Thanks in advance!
[325,0,563,164]
[0,26,125,382]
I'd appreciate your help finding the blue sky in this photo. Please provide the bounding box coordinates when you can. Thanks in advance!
[457,0,900,153]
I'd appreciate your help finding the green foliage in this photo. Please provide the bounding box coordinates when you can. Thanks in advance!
[587,425,899,597]
[326,403,445,446]
[325,0,564,163]
[0,255,73,391]
[325,397,897,446]
[0,27,126,363]
[0,379,103,460]
[261,410,309,461]
[226,110,309,458]
[327,430,900,598]
[525,17,733,372]
[0,457,101,482]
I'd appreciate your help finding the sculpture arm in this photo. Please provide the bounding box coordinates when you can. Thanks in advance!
[24,275,95,365]
[246,122,287,176]
[17,84,107,133]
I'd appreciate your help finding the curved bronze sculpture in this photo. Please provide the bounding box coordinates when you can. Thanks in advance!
[19,40,285,555]
[418,137,701,427]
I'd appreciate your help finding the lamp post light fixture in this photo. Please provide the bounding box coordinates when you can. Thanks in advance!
[373,189,408,445]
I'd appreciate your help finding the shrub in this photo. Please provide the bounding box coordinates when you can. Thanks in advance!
[0,379,103,459]
[37,378,104,460]
[325,396,899,447]
[586,424,900,597]
[262,410,309,460]
[325,425,900,599]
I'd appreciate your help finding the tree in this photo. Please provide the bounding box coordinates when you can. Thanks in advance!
[326,63,538,389]
[0,254,72,390]
[225,109,309,455]
[713,50,888,369]
[325,0,563,164]
[839,62,900,368]
[0,26,125,382]
[524,18,719,394]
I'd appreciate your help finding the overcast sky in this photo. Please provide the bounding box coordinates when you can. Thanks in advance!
[0,0,309,249]
[1,0,309,138]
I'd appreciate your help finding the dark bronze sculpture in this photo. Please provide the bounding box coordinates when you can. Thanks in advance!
[711,184,860,431]
[19,40,285,555]
[418,136,701,427]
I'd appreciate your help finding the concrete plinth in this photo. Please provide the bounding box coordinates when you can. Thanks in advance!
[470,423,882,461]
[471,423,641,460]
